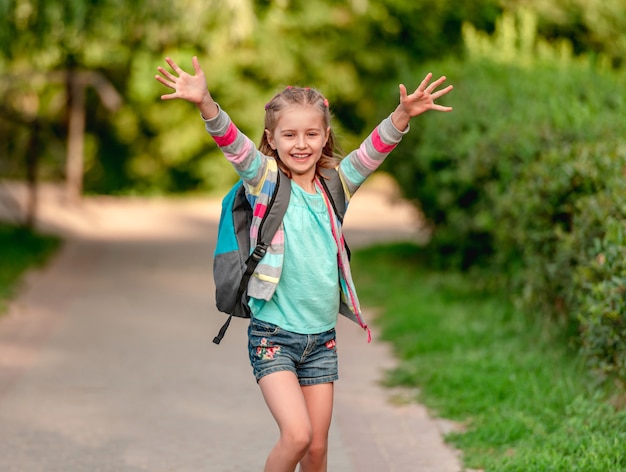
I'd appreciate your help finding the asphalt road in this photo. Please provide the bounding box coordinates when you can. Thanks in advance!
[0,177,462,471]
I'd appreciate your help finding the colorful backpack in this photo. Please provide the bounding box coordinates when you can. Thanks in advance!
[212,167,347,344]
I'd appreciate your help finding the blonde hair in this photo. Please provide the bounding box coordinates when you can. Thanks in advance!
[259,86,341,178]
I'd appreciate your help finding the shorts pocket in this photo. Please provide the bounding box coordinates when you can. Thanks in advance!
[249,318,281,337]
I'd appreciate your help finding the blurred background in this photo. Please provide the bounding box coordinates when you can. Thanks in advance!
[1,0,625,387]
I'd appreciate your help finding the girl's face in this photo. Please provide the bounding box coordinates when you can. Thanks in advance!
[265,105,330,188]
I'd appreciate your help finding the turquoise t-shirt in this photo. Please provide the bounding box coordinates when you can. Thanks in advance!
[249,182,340,334]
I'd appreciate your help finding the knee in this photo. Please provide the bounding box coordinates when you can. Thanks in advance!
[305,438,328,462]
[281,428,313,456]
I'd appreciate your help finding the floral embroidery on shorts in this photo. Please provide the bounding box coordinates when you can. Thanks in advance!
[325,339,336,349]
[256,338,281,360]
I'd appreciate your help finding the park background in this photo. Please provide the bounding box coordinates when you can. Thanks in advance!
[1,0,625,470]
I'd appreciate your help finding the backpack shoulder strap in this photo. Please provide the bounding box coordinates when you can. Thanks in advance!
[239,167,291,292]
[318,167,351,260]
[318,167,347,223]
[256,167,291,248]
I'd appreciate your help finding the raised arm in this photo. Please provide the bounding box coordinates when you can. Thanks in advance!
[390,73,453,131]
[155,56,219,120]
[156,56,271,188]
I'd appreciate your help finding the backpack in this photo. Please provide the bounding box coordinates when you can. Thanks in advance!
[212,167,347,344]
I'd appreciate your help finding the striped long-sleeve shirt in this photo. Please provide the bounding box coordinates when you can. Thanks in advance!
[204,106,409,339]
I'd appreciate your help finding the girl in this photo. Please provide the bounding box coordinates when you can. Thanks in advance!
[155,56,452,472]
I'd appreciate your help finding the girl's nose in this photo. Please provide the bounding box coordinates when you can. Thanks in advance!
[295,136,307,148]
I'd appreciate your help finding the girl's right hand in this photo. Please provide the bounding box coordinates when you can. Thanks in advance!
[155,56,218,117]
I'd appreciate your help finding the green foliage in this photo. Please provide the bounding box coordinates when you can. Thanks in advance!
[2,0,625,194]
[0,0,501,194]
[382,10,626,385]
[501,0,626,67]
[575,214,626,383]
[499,142,626,383]
[0,224,61,313]
[353,243,626,471]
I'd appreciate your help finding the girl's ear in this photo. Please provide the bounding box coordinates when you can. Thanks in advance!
[324,127,331,146]
[265,129,276,149]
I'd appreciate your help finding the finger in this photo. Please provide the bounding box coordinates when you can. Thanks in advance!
[431,104,453,112]
[154,74,175,89]
[156,66,177,83]
[165,56,183,74]
[431,84,454,100]
[425,76,448,94]
[192,56,202,75]
[160,93,179,101]
[399,83,408,101]
[416,72,433,93]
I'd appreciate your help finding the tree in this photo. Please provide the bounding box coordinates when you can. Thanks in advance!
[0,0,503,196]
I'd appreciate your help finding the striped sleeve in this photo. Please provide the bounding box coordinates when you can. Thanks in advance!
[339,114,409,196]
[203,106,265,186]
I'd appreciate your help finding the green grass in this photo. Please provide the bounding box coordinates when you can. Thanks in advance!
[352,243,626,472]
[0,224,61,313]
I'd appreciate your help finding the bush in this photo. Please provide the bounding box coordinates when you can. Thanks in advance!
[381,11,626,386]
[575,204,626,384]
[502,141,626,386]
[0,224,61,313]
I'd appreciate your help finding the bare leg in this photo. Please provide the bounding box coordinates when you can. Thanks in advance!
[259,371,313,472]
[298,383,334,472]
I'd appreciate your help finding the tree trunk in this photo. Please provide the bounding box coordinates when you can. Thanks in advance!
[24,120,40,228]
[65,70,85,203]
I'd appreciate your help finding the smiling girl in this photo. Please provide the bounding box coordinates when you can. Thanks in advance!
[156,56,452,472]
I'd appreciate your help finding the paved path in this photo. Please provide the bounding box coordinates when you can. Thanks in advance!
[0,178,462,471]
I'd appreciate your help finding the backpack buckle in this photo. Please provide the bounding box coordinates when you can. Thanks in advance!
[251,244,267,262]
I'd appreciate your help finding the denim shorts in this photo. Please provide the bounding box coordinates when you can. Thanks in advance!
[248,318,338,386]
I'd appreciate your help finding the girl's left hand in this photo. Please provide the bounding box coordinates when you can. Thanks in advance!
[400,73,453,116]
[391,73,453,130]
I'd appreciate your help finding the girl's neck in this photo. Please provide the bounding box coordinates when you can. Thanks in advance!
[291,174,317,194]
